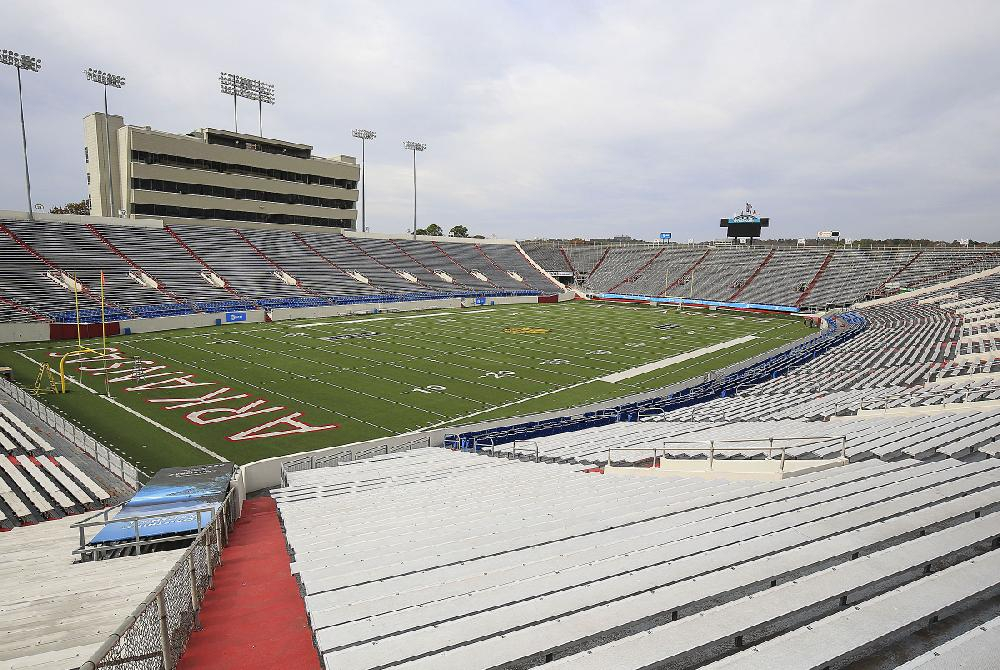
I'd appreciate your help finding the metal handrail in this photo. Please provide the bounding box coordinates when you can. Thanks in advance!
[78,477,243,670]
[605,435,848,470]
[73,503,222,561]
[511,439,540,462]
[279,436,430,485]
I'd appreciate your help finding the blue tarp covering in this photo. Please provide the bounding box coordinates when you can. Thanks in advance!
[89,463,235,545]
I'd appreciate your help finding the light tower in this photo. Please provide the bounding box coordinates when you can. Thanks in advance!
[1,49,42,220]
[352,129,376,233]
[85,68,126,218]
[220,72,275,136]
[403,141,427,235]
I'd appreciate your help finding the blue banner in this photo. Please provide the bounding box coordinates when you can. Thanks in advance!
[597,293,801,313]
[659,232,672,240]
[225,312,247,323]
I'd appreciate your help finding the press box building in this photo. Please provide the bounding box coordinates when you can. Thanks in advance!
[83,112,359,229]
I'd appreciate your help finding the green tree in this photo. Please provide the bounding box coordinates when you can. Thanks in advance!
[422,224,443,236]
[50,199,90,215]
[449,225,470,238]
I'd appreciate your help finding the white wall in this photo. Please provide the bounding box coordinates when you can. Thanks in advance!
[120,310,266,334]
[0,323,50,344]
[270,298,463,321]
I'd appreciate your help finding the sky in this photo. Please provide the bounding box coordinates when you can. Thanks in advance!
[1,0,998,242]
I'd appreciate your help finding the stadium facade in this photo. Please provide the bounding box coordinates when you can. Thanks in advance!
[83,112,360,229]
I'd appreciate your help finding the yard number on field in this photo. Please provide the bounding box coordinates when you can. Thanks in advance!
[480,370,516,379]
[412,385,447,394]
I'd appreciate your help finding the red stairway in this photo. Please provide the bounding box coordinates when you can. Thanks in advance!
[163,226,248,302]
[431,241,500,289]
[177,497,322,670]
[661,248,712,296]
[795,251,835,307]
[872,250,923,296]
[729,248,776,301]
[86,223,191,307]
[232,229,322,296]
[0,221,138,318]
[608,247,666,293]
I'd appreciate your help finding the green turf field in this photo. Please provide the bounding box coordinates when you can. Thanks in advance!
[0,302,811,472]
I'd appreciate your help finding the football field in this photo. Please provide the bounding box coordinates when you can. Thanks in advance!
[0,302,811,473]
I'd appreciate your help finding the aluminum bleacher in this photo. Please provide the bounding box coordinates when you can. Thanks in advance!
[565,242,1000,308]
[0,513,181,669]
[274,447,1000,669]
[0,216,557,323]
[0,400,112,528]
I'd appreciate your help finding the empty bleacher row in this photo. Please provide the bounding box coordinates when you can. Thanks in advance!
[0,401,111,529]
[494,408,1000,466]
[274,447,1000,670]
[526,243,1000,308]
[0,217,561,323]
[0,512,181,669]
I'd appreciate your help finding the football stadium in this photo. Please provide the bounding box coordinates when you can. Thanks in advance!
[2,3,1000,670]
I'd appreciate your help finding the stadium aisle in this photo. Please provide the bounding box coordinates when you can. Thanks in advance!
[177,497,322,670]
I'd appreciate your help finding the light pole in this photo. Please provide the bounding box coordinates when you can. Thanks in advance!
[1,49,42,220]
[403,141,426,235]
[85,68,126,218]
[220,72,274,136]
[352,129,376,233]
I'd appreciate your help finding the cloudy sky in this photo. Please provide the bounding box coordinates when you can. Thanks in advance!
[1,1,998,242]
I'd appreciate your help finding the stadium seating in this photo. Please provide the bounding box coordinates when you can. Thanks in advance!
[274,448,1000,669]
[0,401,112,528]
[0,217,562,322]
[519,240,1000,308]
[0,513,180,668]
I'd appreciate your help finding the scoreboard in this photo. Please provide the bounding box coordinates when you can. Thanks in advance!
[721,203,769,241]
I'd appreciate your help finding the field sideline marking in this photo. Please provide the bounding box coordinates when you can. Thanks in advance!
[290,308,500,328]
[598,335,759,383]
[13,350,227,463]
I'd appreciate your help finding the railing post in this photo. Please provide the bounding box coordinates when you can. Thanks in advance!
[214,513,223,566]
[841,436,847,460]
[709,440,715,470]
[188,553,201,630]
[203,533,212,587]
[132,518,141,557]
[157,590,173,670]
[768,437,774,459]
[607,445,612,467]
[535,443,539,463]
[780,446,787,471]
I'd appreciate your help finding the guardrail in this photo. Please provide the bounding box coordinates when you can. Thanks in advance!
[0,377,143,488]
[78,477,243,670]
[605,436,848,469]
[279,435,430,486]
[72,502,227,562]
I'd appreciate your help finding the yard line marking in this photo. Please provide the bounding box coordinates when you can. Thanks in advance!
[290,308,499,328]
[13,350,227,463]
[598,335,759,383]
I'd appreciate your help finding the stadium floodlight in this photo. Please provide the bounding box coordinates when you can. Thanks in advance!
[85,68,126,218]
[220,72,275,136]
[403,141,427,236]
[1,49,42,220]
[352,129,376,233]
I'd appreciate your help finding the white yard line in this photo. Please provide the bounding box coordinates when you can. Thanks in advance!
[598,335,758,383]
[13,350,227,463]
